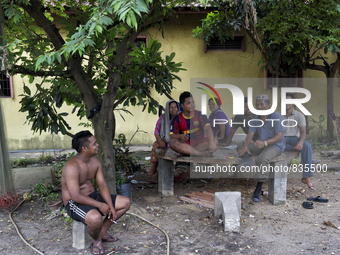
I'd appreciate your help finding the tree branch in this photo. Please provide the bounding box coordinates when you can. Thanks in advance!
[305,62,328,74]
[17,0,101,110]
[113,95,128,109]
[87,52,94,76]
[11,65,70,77]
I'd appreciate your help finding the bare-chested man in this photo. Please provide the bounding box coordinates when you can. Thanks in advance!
[62,131,130,255]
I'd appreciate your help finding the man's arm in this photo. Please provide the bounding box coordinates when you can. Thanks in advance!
[64,164,109,215]
[204,124,217,153]
[255,132,283,149]
[170,133,188,142]
[239,131,255,156]
[170,117,188,142]
[225,127,237,146]
[293,126,306,151]
[216,124,226,140]
[94,160,117,221]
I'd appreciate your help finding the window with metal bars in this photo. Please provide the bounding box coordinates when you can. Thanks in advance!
[204,35,246,52]
[0,72,12,98]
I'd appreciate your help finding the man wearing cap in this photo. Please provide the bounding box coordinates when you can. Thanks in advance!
[238,94,286,202]
[282,93,315,190]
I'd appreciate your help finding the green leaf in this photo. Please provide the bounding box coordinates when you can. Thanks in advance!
[24,86,31,95]
[319,115,325,123]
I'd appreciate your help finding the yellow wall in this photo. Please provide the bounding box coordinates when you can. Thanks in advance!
[2,13,339,150]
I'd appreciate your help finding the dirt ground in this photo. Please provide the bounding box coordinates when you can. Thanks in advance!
[1,150,340,255]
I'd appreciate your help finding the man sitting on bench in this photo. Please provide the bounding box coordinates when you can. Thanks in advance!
[169,91,218,156]
[62,131,130,255]
[238,94,286,202]
[283,93,315,190]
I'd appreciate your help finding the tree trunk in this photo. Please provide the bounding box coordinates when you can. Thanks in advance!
[326,53,340,139]
[92,110,116,194]
[327,78,334,139]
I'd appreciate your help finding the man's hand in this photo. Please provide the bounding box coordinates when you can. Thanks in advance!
[108,206,117,222]
[209,141,217,153]
[98,203,110,216]
[157,140,166,148]
[255,140,265,149]
[293,142,304,151]
[179,134,189,143]
[239,145,250,156]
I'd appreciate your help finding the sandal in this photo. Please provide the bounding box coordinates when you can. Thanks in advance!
[102,234,119,242]
[91,243,104,255]
[307,196,329,203]
[302,201,314,209]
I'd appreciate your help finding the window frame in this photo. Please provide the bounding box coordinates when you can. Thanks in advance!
[204,34,246,52]
[0,72,13,98]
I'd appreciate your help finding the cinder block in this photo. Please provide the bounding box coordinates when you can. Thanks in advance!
[158,158,174,198]
[214,192,241,232]
[268,160,287,206]
[72,220,92,249]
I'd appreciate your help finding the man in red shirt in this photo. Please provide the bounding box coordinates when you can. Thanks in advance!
[170,91,218,156]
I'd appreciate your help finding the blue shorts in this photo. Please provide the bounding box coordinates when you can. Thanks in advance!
[65,190,117,224]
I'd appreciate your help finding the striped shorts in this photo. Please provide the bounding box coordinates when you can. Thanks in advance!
[65,190,117,224]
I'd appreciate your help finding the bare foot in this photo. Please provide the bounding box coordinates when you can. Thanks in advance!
[301,177,316,190]
[146,163,157,178]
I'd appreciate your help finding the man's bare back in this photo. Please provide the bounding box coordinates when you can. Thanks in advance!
[61,154,100,206]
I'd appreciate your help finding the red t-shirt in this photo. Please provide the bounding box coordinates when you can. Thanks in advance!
[170,110,209,146]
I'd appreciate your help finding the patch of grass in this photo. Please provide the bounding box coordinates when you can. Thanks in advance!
[11,155,55,168]
[309,138,340,151]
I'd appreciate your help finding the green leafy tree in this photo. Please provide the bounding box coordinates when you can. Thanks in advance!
[1,0,185,193]
[194,0,340,137]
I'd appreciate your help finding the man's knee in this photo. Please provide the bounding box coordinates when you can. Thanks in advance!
[85,210,103,228]
[116,195,131,211]
[169,139,178,150]
[303,140,312,151]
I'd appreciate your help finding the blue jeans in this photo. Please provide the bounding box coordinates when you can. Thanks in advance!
[284,136,313,178]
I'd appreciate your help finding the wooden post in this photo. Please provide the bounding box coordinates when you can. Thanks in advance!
[0,99,15,196]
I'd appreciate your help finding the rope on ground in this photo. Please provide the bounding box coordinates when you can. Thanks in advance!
[8,200,170,255]
[9,199,44,255]
[126,212,170,255]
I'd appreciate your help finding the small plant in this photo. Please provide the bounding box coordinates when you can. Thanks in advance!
[54,152,76,186]
[60,208,73,224]
[116,171,127,185]
[308,115,330,140]
[31,178,58,206]
[114,133,138,175]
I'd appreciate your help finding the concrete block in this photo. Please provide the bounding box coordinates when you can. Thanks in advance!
[158,158,174,198]
[12,166,55,189]
[214,192,241,232]
[268,160,287,206]
[72,220,92,249]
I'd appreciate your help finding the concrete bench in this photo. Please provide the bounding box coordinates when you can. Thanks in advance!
[72,220,92,249]
[156,148,299,206]
[214,192,241,232]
